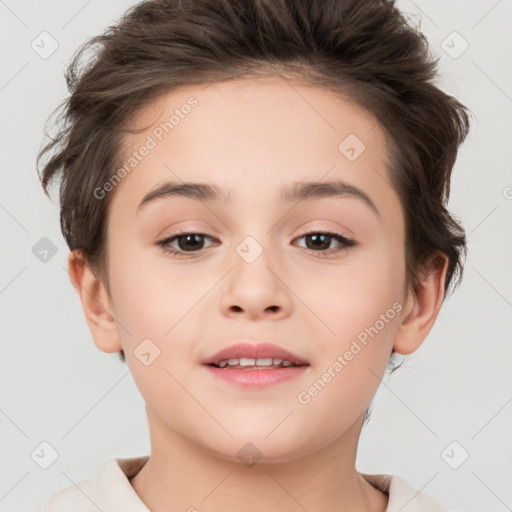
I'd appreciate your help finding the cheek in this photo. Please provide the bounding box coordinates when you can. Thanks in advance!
[107,252,199,425]
[303,242,405,396]
[107,244,218,382]
[107,241,195,336]
[294,282,403,440]
[313,244,404,341]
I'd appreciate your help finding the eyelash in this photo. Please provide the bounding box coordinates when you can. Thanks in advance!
[156,229,355,258]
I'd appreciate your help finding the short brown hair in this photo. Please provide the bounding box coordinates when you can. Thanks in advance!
[38,0,471,363]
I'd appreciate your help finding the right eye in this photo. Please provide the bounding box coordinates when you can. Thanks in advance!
[156,232,219,256]
[292,230,355,257]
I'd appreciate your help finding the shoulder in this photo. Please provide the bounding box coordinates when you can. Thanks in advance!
[361,472,453,512]
[44,457,150,512]
[44,474,103,512]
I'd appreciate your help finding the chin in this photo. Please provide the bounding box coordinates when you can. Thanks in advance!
[195,426,316,465]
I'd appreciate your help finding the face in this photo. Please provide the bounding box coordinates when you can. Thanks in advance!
[103,77,409,462]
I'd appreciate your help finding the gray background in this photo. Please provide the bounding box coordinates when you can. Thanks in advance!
[1,0,511,511]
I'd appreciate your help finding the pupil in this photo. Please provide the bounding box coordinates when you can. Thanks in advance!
[307,233,330,250]
[180,234,203,251]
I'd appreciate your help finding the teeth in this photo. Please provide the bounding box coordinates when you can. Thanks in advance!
[216,358,296,368]
[256,358,273,366]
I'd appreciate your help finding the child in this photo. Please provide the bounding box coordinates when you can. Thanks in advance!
[38,0,470,510]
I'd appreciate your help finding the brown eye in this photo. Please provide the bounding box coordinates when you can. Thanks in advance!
[294,231,355,255]
[157,232,218,255]
[303,233,333,250]
[173,234,207,251]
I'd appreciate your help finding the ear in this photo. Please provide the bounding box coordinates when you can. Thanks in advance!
[67,250,122,354]
[393,253,449,355]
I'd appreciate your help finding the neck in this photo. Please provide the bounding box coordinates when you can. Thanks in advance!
[130,410,388,512]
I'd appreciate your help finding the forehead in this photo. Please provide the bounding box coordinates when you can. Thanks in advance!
[126,77,385,155]
[111,77,401,222]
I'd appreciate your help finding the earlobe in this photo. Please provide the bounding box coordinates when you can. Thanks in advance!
[67,250,122,354]
[393,254,449,355]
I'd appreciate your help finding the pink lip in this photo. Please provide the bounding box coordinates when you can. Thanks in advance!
[202,342,309,389]
[205,365,308,388]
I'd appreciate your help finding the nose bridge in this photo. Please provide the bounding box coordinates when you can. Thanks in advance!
[219,228,292,318]
[227,201,277,266]
[231,231,279,287]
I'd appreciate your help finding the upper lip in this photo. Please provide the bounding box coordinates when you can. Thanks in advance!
[202,342,309,366]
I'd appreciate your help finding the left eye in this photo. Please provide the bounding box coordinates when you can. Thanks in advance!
[293,231,355,254]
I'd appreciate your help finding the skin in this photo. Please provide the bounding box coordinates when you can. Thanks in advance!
[69,77,448,512]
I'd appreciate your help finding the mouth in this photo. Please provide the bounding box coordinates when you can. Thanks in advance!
[202,341,309,388]
[202,341,308,367]
[208,357,303,370]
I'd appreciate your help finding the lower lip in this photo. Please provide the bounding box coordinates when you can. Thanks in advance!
[204,365,308,388]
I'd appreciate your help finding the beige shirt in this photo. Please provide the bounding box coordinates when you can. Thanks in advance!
[44,456,449,511]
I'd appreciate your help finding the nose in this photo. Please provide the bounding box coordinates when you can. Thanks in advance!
[219,241,293,321]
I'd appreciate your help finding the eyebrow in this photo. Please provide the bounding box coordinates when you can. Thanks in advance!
[281,180,379,217]
[137,179,380,217]
[138,181,228,209]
